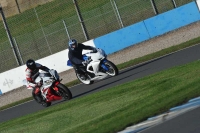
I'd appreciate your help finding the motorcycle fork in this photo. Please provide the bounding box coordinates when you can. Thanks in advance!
[101,60,109,71]
[53,81,60,92]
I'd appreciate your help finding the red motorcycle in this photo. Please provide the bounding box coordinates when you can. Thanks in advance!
[31,69,72,107]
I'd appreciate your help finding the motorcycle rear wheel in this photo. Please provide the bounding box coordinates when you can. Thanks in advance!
[56,83,72,100]
[76,73,94,85]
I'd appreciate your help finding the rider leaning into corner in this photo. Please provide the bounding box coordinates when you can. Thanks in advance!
[68,39,97,79]
[25,59,50,103]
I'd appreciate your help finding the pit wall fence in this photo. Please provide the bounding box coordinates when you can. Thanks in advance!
[0,1,200,95]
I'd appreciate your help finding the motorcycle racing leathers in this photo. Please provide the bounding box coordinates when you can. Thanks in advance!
[68,43,96,74]
[25,63,50,102]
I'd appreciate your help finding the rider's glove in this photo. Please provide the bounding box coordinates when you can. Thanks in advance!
[92,48,97,53]
[48,69,54,74]
[36,82,41,87]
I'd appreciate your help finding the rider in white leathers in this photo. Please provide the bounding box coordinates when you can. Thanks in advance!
[25,59,50,103]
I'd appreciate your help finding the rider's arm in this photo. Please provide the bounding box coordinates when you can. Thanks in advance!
[40,66,50,72]
[25,68,37,87]
[25,69,34,83]
[36,63,50,72]
[79,43,96,51]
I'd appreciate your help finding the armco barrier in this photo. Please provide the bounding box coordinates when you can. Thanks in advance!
[93,21,150,55]
[144,2,200,38]
[94,2,200,55]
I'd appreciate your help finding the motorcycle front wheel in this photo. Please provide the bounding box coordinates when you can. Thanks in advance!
[32,93,51,107]
[56,83,72,100]
[41,101,51,107]
[103,60,119,76]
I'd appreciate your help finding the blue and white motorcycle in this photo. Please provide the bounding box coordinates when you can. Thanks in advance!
[67,48,118,85]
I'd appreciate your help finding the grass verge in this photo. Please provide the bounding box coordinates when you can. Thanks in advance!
[0,52,200,133]
[0,36,200,111]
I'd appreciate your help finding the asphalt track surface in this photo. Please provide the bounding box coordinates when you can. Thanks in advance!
[1,44,200,133]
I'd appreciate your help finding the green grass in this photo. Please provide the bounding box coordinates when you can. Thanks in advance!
[0,0,191,43]
[3,2,194,46]
[0,36,200,132]
[0,57,200,133]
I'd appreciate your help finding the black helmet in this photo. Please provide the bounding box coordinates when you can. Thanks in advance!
[68,39,78,50]
[26,59,36,70]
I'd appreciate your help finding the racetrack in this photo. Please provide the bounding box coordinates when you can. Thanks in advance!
[1,43,200,133]
[1,21,200,108]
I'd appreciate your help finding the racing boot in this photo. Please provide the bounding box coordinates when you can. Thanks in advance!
[32,87,43,103]
[79,74,87,80]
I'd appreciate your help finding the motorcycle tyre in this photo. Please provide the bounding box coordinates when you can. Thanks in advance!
[41,101,51,107]
[104,60,119,76]
[76,73,94,85]
[32,93,51,107]
[57,83,72,100]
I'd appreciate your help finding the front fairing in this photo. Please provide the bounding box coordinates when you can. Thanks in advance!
[84,49,107,74]
[83,48,107,61]
[36,71,55,89]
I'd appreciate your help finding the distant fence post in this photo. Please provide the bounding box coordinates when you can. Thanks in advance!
[172,0,177,8]
[150,0,159,15]
[13,38,24,64]
[73,0,89,41]
[15,0,21,13]
[110,0,124,28]
[0,5,22,66]
[63,20,71,40]
[34,8,52,54]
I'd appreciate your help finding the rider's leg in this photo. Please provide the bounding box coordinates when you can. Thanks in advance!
[73,65,87,80]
